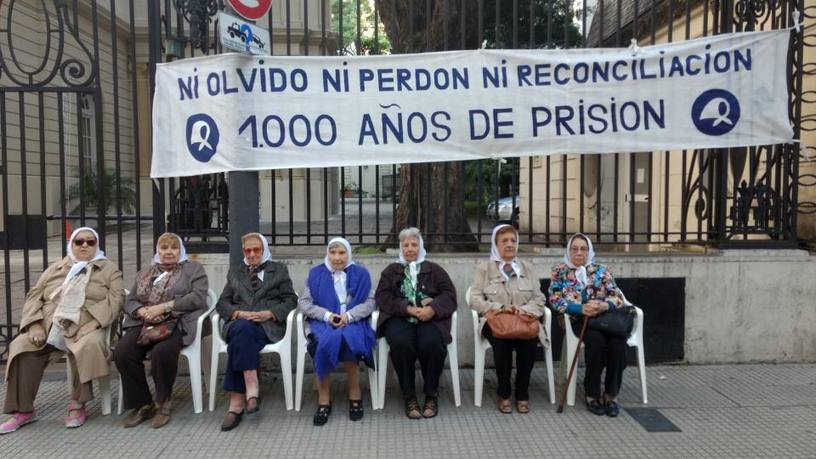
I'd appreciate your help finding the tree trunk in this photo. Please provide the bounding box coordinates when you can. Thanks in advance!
[376,0,481,251]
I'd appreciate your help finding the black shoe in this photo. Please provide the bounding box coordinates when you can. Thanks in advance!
[349,399,364,422]
[604,400,619,417]
[220,410,243,431]
[313,404,332,426]
[404,397,421,419]
[245,397,260,415]
[587,399,605,416]
[422,395,439,419]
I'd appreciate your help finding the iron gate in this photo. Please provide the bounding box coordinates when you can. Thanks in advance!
[0,0,811,360]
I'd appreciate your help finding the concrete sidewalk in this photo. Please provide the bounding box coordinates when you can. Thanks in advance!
[0,362,814,458]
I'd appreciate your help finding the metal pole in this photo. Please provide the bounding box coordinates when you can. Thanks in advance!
[225,3,260,265]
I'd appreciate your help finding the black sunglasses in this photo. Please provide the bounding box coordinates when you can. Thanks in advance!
[73,238,97,247]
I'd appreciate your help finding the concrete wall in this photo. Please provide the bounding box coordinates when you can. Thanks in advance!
[190,250,816,366]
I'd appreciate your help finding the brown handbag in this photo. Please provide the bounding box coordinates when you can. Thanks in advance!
[136,316,178,346]
[485,309,540,340]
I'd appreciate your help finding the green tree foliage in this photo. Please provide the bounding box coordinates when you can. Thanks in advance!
[68,169,137,214]
[483,0,583,49]
[332,0,391,55]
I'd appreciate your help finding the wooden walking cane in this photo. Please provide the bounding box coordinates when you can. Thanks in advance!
[557,316,589,413]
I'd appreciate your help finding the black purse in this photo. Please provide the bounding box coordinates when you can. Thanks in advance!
[587,306,635,338]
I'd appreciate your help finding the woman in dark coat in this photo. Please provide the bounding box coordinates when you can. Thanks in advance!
[375,227,457,419]
[216,233,297,431]
[115,232,209,429]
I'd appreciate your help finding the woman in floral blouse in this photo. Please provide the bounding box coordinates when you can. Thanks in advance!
[548,233,626,417]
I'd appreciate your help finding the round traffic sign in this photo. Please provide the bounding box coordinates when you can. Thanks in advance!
[227,0,273,21]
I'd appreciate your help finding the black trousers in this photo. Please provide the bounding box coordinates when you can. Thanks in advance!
[382,318,447,399]
[573,321,627,399]
[483,325,538,401]
[114,326,184,410]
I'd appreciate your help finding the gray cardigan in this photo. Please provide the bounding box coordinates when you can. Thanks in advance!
[216,261,297,343]
[123,261,209,347]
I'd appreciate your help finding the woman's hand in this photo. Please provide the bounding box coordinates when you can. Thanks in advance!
[503,304,520,314]
[250,310,276,323]
[140,305,168,323]
[582,300,609,317]
[28,321,46,346]
[415,306,436,322]
[329,313,349,328]
[406,306,421,318]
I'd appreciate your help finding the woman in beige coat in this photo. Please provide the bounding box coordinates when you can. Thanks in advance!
[1,227,123,434]
[469,224,546,414]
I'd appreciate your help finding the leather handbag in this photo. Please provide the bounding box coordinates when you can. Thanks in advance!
[485,309,540,340]
[136,317,178,346]
[587,306,634,338]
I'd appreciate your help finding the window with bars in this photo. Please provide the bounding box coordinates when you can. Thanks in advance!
[79,94,96,174]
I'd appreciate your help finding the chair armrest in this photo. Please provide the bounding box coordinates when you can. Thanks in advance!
[281,309,296,342]
[370,310,379,332]
[563,312,578,339]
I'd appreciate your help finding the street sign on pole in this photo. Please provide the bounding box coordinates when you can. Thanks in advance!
[219,12,270,55]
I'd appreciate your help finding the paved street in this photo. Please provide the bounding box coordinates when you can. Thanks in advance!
[0,363,814,458]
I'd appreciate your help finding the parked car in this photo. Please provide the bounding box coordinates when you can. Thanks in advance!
[486,196,519,223]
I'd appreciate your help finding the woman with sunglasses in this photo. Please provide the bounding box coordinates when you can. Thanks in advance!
[548,233,627,417]
[1,227,124,433]
[216,233,297,431]
[114,233,208,428]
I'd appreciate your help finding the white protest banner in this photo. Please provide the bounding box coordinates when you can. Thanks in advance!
[151,29,793,178]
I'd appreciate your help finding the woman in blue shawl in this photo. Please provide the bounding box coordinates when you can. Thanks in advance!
[297,237,376,426]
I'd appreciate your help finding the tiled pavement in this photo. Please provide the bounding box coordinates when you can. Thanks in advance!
[0,363,814,458]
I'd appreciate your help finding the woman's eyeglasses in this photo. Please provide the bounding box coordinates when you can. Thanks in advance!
[73,238,97,247]
[243,247,263,255]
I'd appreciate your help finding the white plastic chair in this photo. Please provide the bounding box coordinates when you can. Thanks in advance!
[561,294,647,406]
[376,310,461,410]
[66,325,113,416]
[115,289,217,415]
[209,308,296,411]
[466,287,556,407]
[294,312,378,411]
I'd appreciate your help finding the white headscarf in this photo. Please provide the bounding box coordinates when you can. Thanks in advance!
[152,233,189,265]
[398,227,427,289]
[564,233,596,287]
[490,224,522,281]
[243,232,272,281]
[64,227,107,285]
[324,237,355,307]
[151,233,188,285]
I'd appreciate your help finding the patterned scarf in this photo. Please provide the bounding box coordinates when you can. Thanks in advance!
[136,263,183,306]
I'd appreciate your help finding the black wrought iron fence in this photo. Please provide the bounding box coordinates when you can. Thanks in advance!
[0,0,811,360]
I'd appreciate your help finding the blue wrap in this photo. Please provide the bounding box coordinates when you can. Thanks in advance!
[307,263,375,379]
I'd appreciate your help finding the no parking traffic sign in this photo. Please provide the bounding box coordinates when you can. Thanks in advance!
[227,0,273,21]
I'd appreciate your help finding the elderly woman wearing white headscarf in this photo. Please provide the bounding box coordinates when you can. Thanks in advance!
[1,227,123,434]
[548,233,626,417]
[216,232,297,431]
[469,224,547,414]
[297,237,376,426]
[114,232,208,429]
[375,227,457,419]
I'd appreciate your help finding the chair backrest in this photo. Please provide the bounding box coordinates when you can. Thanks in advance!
[465,287,472,307]
[206,289,218,312]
